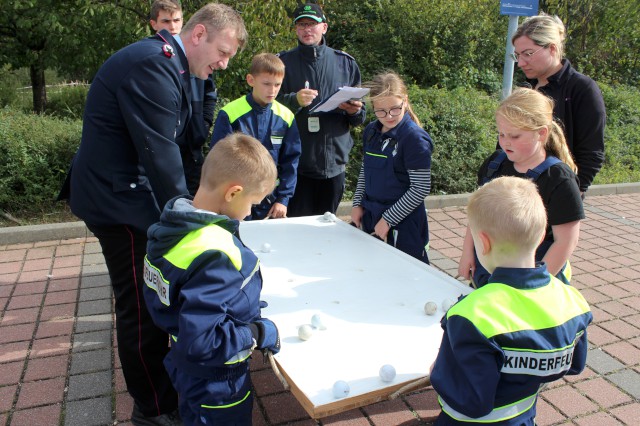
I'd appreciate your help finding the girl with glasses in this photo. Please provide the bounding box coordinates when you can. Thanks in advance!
[350,71,433,264]
[511,13,605,197]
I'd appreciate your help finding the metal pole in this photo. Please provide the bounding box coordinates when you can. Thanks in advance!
[501,15,520,99]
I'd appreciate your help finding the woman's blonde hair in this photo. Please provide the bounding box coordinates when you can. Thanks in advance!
[512,13,565,60]
[365,71,421,127]
[497,88,576,173]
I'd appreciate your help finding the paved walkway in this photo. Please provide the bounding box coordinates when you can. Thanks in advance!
[1,192,639,425]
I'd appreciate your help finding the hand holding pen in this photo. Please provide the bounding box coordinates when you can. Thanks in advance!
[296,80,318,107]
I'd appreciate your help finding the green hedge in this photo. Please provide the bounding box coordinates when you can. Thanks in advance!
[0,108,80,213]
[1,82,639,221]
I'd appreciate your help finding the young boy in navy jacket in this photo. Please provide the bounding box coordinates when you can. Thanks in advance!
[211,53,301,219]
[144,134,281,425]
[430,176,592,425]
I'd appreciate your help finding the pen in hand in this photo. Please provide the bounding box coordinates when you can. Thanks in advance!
[304,80,309,89]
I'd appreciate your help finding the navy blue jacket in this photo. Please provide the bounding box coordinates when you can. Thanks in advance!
[65,30,190,233]
[144,197,261,375]
[277,38,365,179]
[526,60,606,192]
[211,93,301,206]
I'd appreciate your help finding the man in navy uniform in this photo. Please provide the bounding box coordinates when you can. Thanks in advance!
[60,4,246,425]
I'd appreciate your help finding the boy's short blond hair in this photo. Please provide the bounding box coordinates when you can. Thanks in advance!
[467,176,546,253]
[200,133,277,195]
[249,53,285,77]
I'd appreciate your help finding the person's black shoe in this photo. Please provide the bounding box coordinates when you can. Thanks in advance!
[131,404,183,426]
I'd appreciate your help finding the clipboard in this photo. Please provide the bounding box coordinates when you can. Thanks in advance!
[309,86,369,113]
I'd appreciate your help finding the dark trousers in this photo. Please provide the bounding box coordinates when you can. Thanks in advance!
[86,223,178,417]
[288,172,345,217]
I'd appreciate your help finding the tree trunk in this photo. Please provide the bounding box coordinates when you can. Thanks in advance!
[30,56,47,114]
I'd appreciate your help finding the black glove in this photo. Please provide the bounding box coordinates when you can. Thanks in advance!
[249,318,280,354]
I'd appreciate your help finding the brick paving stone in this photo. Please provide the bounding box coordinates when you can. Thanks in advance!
[10,404,62,426]
[404,388,440,422]
[115,391,134,423]
[48,277,80,292]
[574,377,633,408]
[261,392,311,424]
[580,288,611,304]
[29,334,72,358]
[0,272,19,284]
[52,255,82,269]
[535,397,568,426]
[589,306,615,324]
[599,318,640,340]
[563,366,597,383]
[606,369,640,399]
[0,249,27,263]
[23,354,69,381]
[609,402,640,425]
[79,274,111,289]
[321,408,370,425]
[64,396,112,426]
[0,384,17,412]
[22,258,53,272]
[67,370,111,400]
[78,285,112,302]
[72,329,112,352]
[573,411,625,426]
[70,348,111,374]
[595,285,636,302]
[252,403,269,426]
[75,313,112,333]
[15,376,65,408]
[0,283,13,297]
[602,341,640,366]
[0,340,29,363]
[0,261,22,274]
[56,244,85,257]
[26,247,55,260]
[0,360,24,386]
[44,289,78,306]
[12,281,46,296]
[541,385,598,418]
[76,298,112,316]
[587,325,621,346]
[6,293,44,310]
[40,302,76,321]
[50,266,82,279]
[252,368,287,396]
[35,317,74,339]
[363,398,420,425]
[0,322,36,344]
[620,295,640,311]
[587,348,626,374]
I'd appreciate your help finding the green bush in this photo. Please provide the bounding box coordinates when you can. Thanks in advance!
[45,84,89,120]
[595,83,640,185]
[0,108,80,214]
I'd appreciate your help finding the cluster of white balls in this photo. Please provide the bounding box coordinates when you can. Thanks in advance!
[297,313,327,341]
[332,364,397,399]
[424,298,455,315]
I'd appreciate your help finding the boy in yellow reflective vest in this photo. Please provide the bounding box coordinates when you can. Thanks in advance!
[143,134,281,425]
[430,176,592,425]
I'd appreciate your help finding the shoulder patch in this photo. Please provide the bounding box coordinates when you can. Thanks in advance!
[335,50,355,60]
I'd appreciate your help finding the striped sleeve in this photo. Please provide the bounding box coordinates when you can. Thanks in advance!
[382,169,431,227]
[352,164,366,207]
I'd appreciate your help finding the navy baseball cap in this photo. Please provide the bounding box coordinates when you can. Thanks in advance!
[293,3,326,23]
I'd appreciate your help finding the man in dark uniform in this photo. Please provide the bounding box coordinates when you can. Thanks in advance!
[277,3,365,216]
[149,0,218,195]
[60,4,247,425]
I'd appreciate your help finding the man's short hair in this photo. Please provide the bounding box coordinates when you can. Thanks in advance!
[467,176,546,253]
[201,133,277,195]
[249,53,285,77]
[182,3,248,51]
[150,0,182,21]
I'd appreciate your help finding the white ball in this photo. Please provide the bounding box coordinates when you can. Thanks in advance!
[311,314,327,330]
[261,243,271,253]
[424,301,438,316]
[332,380,350,398]
[298,324,314,340]
[442,298,455,312]
[329,213,337,222]
[323,211,333,220]
[379,364,396,382]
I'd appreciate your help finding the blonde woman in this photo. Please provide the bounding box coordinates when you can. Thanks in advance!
[512,13,605,195]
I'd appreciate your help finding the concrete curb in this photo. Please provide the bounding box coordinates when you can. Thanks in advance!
[2,183,640,246]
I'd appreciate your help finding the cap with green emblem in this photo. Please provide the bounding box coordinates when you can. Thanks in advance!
[293,3,326,23]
